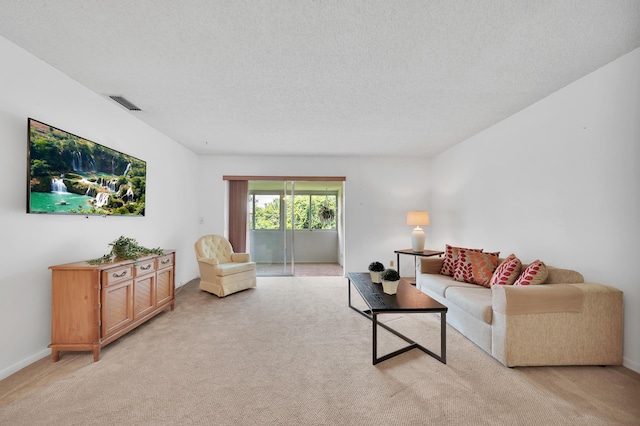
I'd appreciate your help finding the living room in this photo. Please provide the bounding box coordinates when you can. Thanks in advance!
[0,2,638,423]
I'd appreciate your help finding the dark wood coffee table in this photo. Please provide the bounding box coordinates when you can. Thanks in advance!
[348,272,447,365]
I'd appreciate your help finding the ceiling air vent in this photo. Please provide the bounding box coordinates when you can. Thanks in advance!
[109,95,141,111]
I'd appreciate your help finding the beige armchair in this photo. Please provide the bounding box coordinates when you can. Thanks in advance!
[194,235,256,297]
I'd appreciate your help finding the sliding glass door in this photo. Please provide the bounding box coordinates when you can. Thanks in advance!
[246,178,343,277]
[248,181,295,276]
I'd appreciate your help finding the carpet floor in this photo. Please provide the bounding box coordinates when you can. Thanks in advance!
[1,277,638,425]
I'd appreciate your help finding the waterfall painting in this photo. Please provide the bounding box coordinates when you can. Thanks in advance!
[27,118,147,216]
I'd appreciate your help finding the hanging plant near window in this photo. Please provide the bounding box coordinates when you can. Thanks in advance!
[318,204,335,223]
[318,188,335,224]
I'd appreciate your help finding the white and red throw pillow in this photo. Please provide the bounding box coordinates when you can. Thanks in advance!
[513,260,548,285]
[452,249,500,287]
[490,254,522,286]
[440,244,483,276]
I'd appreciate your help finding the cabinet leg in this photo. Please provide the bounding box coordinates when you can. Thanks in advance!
[51,349,59,362]
[92,347,100,362]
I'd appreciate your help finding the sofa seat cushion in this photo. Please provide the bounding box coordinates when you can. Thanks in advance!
[418,274,476,298]
[445,287,493,324]
[216,261,256,276]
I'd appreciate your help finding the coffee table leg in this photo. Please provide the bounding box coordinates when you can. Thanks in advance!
[441,311,447,364]
[372,313,378,365]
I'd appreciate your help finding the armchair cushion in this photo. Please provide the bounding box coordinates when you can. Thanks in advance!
[216,261,256,276]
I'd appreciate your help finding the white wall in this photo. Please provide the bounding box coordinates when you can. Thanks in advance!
[0,36,201,379]
[428,48,640,372]
[198,155,431,276]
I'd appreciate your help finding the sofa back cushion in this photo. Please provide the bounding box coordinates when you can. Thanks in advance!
[421,257,445,274]
[543,266,584,284]
[514,262,584,284]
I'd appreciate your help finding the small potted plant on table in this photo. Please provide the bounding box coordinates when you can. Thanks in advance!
[368,261,385,284]
[380,268,401,295]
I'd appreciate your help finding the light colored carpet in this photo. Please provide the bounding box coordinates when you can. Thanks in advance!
[1,277,639,425]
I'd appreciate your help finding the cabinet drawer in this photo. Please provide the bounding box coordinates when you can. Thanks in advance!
[157,254,174,269]
[135,259,156,276]
[102,266,133,286]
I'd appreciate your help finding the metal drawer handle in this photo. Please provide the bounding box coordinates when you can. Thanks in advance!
[161,259,171,265]
[112,271,128,278]
[141,264,152,270]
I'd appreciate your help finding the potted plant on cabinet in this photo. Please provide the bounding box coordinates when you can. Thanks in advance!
[88,235,164,265]
[368,261,385,284]
[380,268,401,295]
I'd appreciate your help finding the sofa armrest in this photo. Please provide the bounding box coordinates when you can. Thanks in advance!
[231,253,251,263]
[492,284,584,315]
[491,283,623,367]
[420,257,444,274]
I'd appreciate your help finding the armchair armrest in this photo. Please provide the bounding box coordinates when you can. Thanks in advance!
[197,257,220,266]
[231,253,251,263]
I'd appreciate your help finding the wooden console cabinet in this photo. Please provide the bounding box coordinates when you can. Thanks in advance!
[49,251,175,362]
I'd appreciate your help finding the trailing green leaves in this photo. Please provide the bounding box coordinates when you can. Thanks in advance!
[88,236,163,265]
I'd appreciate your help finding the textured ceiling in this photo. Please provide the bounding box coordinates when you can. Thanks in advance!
[1,1,639,157]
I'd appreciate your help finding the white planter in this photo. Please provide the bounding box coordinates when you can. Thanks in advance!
[369,271,382,284]
[381,279,400,295]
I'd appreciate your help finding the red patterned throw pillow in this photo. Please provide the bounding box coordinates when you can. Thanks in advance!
[452,249,500,287]
[513,260,548,285]
[440,244,483,276]
[490,254,522,286]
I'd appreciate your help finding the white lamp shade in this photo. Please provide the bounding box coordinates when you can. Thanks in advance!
[406,211,430,226]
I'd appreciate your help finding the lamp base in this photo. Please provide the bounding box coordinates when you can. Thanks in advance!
[411,227,425,252]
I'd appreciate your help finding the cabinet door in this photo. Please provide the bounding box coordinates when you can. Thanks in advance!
[134,274,156,319]
[51,269,100,345]
[156,266,174,307]
[101,280,134,338]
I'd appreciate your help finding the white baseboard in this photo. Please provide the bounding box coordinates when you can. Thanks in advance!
[623,356,639,374]
[0,348,50,381]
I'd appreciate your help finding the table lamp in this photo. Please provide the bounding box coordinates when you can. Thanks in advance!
[406,211,430,252]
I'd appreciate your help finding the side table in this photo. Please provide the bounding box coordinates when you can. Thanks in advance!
[394,249,444,284]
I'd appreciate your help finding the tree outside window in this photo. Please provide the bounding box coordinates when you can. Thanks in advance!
[250,194,281,230]
[251,192,337,230]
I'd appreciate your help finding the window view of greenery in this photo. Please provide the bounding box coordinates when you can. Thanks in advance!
[250,194,281,230]
[251,192,337,230]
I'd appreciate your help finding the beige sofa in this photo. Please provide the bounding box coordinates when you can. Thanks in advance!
[417,257,623,367]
